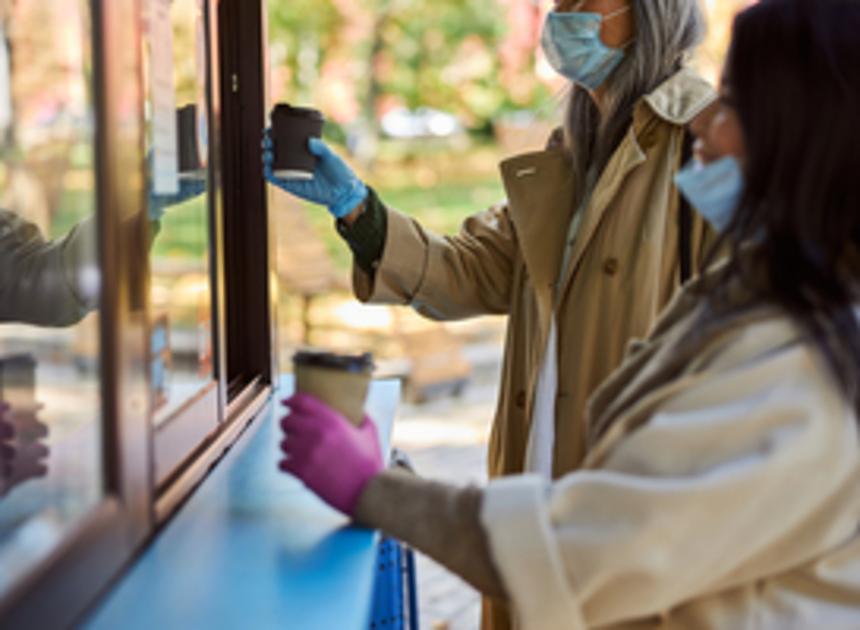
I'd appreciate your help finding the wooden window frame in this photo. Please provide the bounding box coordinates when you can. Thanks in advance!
[0,1,152,626]
[152,0,276,519]
[2,0,280,623]
[217,0,277,396]
[148,0,222,490]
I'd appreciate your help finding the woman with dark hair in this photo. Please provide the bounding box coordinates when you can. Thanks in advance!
[280,0,860,627]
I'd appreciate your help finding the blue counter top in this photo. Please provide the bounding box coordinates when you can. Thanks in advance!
[85,377,399,630]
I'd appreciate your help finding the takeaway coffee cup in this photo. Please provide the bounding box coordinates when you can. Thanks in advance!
[269,104,325,180]
[0,353,36,411]
[292,351,373,426]
[176,104,206,181]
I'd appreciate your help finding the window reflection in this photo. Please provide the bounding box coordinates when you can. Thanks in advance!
[145,0,214,425]
[0,356,49,498]
[0,0,102,596]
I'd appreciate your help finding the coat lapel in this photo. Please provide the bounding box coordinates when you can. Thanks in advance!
[499,149,576,322]
[555,128,646,300]
[554,68,717,304]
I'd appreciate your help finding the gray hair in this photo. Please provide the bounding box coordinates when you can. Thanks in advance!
[564,0,706,206]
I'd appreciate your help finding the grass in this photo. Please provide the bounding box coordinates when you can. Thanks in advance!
[380,178,505,233]
[150,195,210,260]
[46,140,508,269]
[49,182,210,261]
[51,187,96,239]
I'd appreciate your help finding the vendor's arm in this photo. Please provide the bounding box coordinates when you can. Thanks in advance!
[0,210,98,326]
[264,135,517,319]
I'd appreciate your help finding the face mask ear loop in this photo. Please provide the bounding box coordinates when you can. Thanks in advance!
[602,5,635,49]
[602,5,631,21]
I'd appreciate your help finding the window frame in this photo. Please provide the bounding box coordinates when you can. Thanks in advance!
[151,0,276,519]
[1,0,279,622]
[217,0,277,396]
[147,0,222,489]
[0,0,152,626]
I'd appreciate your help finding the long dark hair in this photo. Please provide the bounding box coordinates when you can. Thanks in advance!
[706,0,860,409]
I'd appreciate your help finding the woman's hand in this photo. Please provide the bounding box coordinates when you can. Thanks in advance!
[279,393,383,516]
[262,131,368,220]
[148,176,207,221]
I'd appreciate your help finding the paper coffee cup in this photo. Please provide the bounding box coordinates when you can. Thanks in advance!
[269,104,325,180]
[177,104,206,180]
[292,351,373,426]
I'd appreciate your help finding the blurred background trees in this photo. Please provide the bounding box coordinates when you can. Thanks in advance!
[267,0,756,374]
[267,0,755,256]
[268,0,754,175]
[269,0,550,141]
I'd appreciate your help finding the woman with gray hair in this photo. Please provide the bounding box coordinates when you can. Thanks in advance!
[267,1,713,627]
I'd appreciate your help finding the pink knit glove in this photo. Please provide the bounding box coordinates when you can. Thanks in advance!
[0,401,49,497]
[279,393,383,516]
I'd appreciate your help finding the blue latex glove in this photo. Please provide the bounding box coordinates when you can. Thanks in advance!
[262,130,368,219]
[148,176,207,221]
[146,149,207,221]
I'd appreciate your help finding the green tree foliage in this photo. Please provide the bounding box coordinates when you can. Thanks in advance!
[268,0,345,102]
[268,0,544,131]
[375,0,504,115]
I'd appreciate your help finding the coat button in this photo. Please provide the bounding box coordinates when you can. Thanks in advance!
[515,390,527,409]
[603,257,619,275]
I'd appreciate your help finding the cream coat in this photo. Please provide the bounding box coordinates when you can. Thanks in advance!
[355,68,716,480]
[480,276,860,629]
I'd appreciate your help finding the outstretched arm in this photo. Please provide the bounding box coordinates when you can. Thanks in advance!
[355,469,506,599]
[0,210,98,326]
[263,136,518,319]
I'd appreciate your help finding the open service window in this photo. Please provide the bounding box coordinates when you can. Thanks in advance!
[2,0,280,622]
[145,0,277,515]
[143,0,222,489]
[217,0,276,402]
[0,0,151,627]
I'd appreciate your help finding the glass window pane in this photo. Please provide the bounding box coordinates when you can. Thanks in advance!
[0,0,102,595]
[145,0,214,426]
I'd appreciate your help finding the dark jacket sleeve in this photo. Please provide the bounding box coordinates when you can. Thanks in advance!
[0,210,97,326]
[335,187,387,276]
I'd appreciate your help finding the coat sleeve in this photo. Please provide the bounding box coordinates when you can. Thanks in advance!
[352,202,518,320]
[0,210,98,326]
[481,333,860,630]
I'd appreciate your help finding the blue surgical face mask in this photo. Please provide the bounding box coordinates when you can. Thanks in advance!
[674,156,745,233]
[540,6,631,91]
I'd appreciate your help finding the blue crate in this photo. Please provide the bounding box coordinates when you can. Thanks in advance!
[369,537,419,630]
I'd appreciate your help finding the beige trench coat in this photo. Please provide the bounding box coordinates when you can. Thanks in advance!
[355,67,715,630]
[481,271,860,629]
[355,67,716,480]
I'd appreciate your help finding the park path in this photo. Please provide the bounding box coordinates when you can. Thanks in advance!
[393,376,499,630]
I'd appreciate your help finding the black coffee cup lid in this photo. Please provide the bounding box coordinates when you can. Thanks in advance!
[292,350,373,373]
[272,104,324,121]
